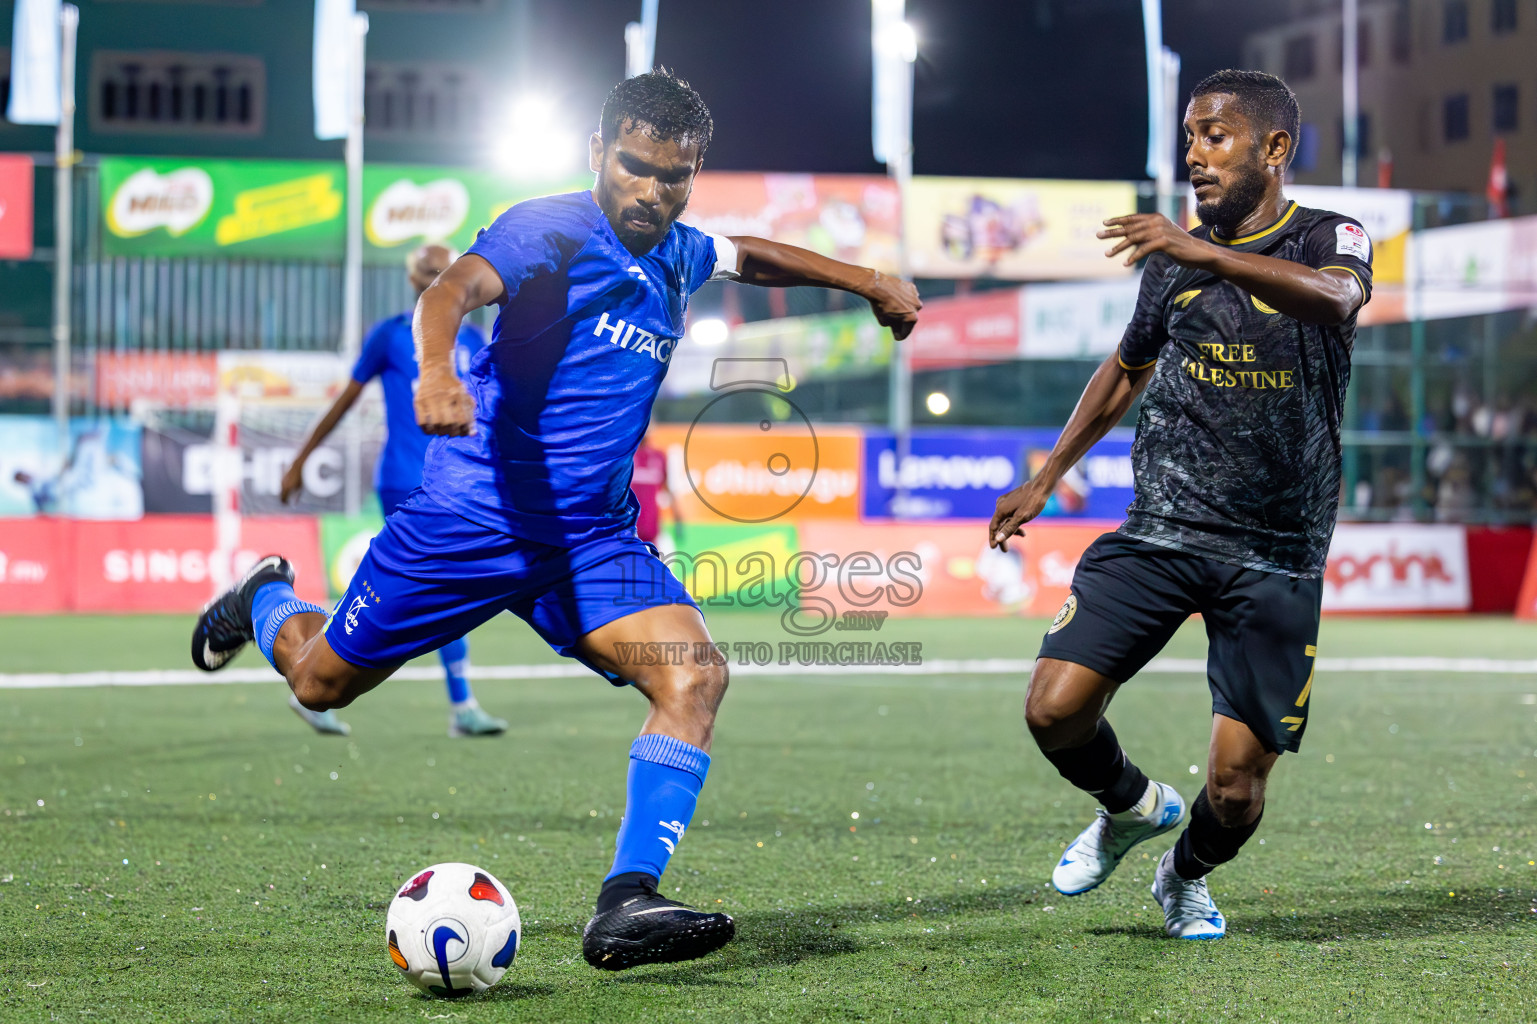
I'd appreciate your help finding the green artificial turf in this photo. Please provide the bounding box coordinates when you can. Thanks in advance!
[0,613,1534,1022]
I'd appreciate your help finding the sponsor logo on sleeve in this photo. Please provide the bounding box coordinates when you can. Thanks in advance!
[1335,222,1370,261]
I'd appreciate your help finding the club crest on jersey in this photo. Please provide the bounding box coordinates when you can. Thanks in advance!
[344,595,367,635]
[1048,594,1077,634]
[593,311,676,364]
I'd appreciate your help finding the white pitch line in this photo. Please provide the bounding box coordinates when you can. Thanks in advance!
[1,655,1535,690]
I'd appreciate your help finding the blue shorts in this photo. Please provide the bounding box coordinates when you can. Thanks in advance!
[324,489,697,681]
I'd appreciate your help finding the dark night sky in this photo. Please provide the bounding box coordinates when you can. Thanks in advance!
[528,0,1284,181]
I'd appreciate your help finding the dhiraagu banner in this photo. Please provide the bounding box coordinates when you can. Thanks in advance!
[100,156,586,261]
[101,157,346,259]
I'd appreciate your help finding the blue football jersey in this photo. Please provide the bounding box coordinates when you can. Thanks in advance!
[422,190,730,546]
[351,313,485,493]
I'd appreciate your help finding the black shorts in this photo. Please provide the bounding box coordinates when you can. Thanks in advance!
[1037,532,1322,754]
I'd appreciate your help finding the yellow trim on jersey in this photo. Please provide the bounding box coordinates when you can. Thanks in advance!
[1320,264,1368,308]
[1210,201,1298,246]
[1118,353,1158,371]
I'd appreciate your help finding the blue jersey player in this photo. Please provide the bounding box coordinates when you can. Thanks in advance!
[278,244,506,740]
[191,71,921,971]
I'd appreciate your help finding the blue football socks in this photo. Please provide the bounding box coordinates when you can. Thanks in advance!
[605,734,710,885]
[251,581,326,670]
[439,637,472,705]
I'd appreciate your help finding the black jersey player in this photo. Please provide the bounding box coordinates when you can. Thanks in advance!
[989,70,1372,939]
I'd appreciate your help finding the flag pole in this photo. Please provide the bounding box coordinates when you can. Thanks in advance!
[342,11,368,517]
[51,3,78,458]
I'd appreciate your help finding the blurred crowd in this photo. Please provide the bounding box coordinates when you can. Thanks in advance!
[1349,385,1537,523]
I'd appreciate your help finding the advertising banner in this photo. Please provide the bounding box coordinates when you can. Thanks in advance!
[96,352,219,409]
[647,423,863,524]
[217,350,349,401]
[862,428,1135,521]
[904,177,1138,280]
[663,312,891,397]
[141,418,378,516]
[100,156,583,261]
[362,165,587,260]
[907,288,1022,370]
[0,153,34,259]
[1019,276,1143,358]
[1516,537,1537,621]
[0,415,143,519]
[681,172,902,275]
[1405,214,1537,321]
[1321,523,1470,612]
[795,520,1110,620]
[660,522,801,608]
[0,519,70,613]
[0,516,326,613]
[101,157,347,260]
[72,516,327,613]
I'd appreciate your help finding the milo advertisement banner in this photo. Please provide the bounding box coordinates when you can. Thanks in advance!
[102,158,346,260]
[361,164,587,258]
[99,156,584,262]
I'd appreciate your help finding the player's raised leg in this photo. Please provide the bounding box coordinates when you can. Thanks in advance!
[191,554,399,709]
[1027,658,1186,895]
[1153,713,1276,939]
[573,603,734,971]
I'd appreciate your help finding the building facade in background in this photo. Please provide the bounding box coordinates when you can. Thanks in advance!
[1243,0,1534,210]
[0,0,523,165]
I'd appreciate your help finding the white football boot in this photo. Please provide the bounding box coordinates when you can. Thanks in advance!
[1050,781,1186,896]
[1151,848,1226,939]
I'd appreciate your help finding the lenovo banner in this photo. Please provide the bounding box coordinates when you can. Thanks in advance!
[862,429,1135,521]
[1321,524,1470,612]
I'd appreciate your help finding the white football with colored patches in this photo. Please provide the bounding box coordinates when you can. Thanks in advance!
[385,861,521,998]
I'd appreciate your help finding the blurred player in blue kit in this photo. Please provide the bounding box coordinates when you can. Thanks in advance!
[192,70,920,969]
[278,244,507,740]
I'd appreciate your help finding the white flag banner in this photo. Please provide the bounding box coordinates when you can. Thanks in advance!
[313,0,356,141]
[7,0,62,126]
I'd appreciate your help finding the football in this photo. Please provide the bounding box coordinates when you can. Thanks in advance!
[385,862,522,998]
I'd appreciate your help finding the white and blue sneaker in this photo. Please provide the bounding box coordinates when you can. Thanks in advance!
[288,693,351,737]
[1050,781,1186,896]
[1151,848,1226,939]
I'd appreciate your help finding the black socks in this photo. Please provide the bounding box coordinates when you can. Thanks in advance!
[1172,786,1263,880]
[1040,718,1150,814]
[595,871,658,916]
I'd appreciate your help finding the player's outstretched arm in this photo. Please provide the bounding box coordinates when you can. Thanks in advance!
[988,353,1153,551]
[279,380,365,503]
[1098,214,1362,324]
[412,254,506,436]
[729,237,922,340]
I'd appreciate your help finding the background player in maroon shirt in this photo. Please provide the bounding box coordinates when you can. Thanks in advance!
[630,431,675,545]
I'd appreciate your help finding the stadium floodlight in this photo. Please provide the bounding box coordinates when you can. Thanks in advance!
[925,391,950,416]
[871,1,916,168]
[491,94,581,182]
[688,317,729,348]
[876,20,918,63]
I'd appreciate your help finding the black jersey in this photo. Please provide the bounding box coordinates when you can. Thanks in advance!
[1115,201,1373,578]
